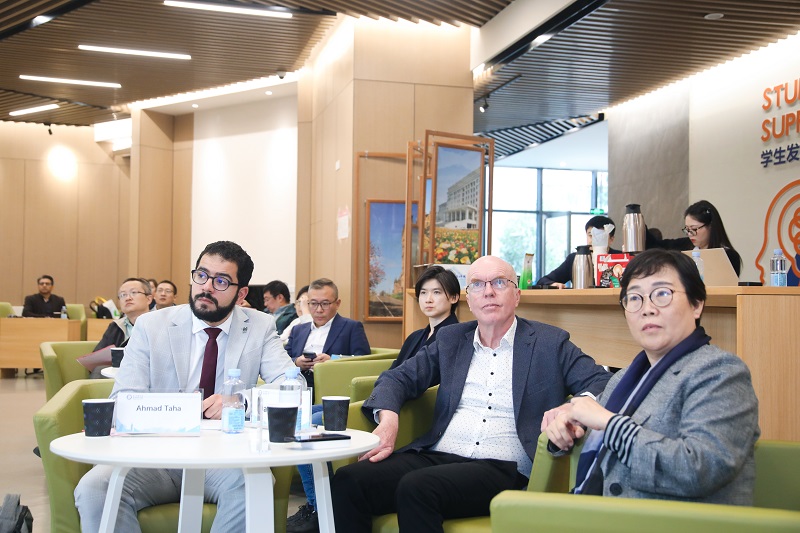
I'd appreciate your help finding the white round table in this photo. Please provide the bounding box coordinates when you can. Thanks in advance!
[50,422,379,533]
[99,367,119,379]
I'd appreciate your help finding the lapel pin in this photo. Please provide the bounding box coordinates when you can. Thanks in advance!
[243,326,248,333]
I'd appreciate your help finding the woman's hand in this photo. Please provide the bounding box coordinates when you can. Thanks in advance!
[544,397,615,451]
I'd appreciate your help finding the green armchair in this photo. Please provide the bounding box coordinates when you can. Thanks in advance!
[65,303,88,341]
[0,301,14,317]
[33,379,294,533]
[489,439,800,533]
[313,358,395,401]
[40,341,96,400]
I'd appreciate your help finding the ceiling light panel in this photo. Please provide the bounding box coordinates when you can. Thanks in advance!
[78,45,191,60]
[164,1,293,19]
[20,75,121,88]
[9,103,59,116]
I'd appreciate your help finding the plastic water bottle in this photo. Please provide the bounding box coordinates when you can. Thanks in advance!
[60,305,68,319]
[770,249,788,287]
[691,247,704,281]
[221,368,245,434]
[279,368,307,432]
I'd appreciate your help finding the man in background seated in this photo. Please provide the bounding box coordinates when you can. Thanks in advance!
[75,240,295,532]
[263,280,297,335]
[331,256,610,533]
[154,280,178,310]
[537,215,620,289]
[90,278,153,378]
[285,277,370,532]
[22,275,66,317]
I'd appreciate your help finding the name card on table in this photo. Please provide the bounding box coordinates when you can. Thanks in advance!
[115,392,202,435]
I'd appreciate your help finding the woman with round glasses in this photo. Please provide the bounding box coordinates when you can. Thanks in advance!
[646,199,742,276]
[390,266,460,369]
[545,249,759,504]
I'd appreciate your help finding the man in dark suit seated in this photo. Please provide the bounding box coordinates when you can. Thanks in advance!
[331,256,611,533]
[285,277,370,390]
[22,274,66,317]
[285,277,370,532]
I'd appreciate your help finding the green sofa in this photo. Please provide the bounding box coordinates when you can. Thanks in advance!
[40,341,96,400]
[33,379,294,533]
[489,439,800,533]
[65,304,88,341]
[313,359,395,402]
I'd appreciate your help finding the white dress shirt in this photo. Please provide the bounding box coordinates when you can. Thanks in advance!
[302,315,334,354]
[188,313,233,395]
[431,318,531,476]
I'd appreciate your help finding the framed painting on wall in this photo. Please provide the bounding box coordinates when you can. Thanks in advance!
[365,199,418,321]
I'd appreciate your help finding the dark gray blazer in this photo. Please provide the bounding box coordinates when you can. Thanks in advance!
[595,344,760,505]
[364,317,610,463]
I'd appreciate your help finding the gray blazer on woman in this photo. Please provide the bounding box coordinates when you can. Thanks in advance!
[595,344,760,505]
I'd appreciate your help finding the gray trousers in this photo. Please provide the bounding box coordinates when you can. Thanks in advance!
[74,464,246,532]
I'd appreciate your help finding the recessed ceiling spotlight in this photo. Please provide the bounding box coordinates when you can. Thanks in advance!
[79,45,191,60]
[32,15,53,27]
[9,103,59,116]
[164,0,292,19]
[265,90,273,95]
[191,103,199,108]
[704,13,724,20]
[20,74,121,88]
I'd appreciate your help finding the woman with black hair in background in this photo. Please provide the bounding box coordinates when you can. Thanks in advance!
[390,265,460,369]
[646,199,742,276]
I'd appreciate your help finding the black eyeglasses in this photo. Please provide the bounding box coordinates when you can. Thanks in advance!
[682,224,707,236]
[308,301,334,310]
[466,278,517,294]
[191,269,239,291]
[620,287,684,312]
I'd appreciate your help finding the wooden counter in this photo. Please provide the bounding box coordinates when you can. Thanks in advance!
[0,318,82,371]
[405,287,800,441]
[87,318,112,341]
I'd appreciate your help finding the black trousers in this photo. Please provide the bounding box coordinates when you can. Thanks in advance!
[331,450,528,533]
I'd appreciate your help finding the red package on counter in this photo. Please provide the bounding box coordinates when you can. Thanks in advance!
[596,253,633,288]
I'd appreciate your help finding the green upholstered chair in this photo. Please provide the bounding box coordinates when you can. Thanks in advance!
[65,303,88,340]
[40,341,96,400]
[313,358,395,402]
[489,439,800,533]
[33,379,294,533]
[489,492,800,533]
[0,301,14,317]
[350,375,380,403]
[335,347,400,362]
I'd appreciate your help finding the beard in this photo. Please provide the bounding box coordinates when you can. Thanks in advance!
[190,292,237,323]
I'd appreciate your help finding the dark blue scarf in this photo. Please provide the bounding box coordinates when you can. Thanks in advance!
[574,327,711,495]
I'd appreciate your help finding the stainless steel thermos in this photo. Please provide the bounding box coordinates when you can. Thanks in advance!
[572,245,595,289]
[622,203,646,253]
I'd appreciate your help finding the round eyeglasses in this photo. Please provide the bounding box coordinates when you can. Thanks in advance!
[682,224,707,236]
[620,287,685,312]
[191,269,239,291]
[466,277,517,294]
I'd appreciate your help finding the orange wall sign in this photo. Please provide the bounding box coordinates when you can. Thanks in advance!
[760,78,800,167]
[757,179,800,285]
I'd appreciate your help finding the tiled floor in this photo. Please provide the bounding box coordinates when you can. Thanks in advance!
[2,371,306,532]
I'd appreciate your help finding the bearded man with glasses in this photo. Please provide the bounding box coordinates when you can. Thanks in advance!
[331,255,610,533]
[75,241,296,533]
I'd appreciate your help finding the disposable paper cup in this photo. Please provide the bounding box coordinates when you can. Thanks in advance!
[110,348,125,368]
[267,405,298,443]
[322,396,350,431]
[83,399,115,437]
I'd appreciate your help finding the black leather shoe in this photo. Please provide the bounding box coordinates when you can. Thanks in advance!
[286,503,318,533]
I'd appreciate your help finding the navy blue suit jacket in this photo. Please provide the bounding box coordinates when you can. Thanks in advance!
[286,314,370,360]
[364,317,610,464]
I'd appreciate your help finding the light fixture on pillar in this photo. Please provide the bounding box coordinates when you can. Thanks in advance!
[479,98,489,113]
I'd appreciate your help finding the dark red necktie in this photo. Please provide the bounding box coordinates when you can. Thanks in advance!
[199,327,221,400]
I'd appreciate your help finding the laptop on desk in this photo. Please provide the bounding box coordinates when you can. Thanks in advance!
[681,248,739,286]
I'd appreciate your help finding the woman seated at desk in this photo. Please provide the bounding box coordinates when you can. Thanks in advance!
[545,249,759,504]
[647,199,742,276]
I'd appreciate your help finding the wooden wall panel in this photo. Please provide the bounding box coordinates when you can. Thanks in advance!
[353,81,414,153]
[76,162,121,305]
[137,144,174,280]
[414,85,473,138]
[172,114,193,287]
[23,161,80,303]
[0,159,25,303]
